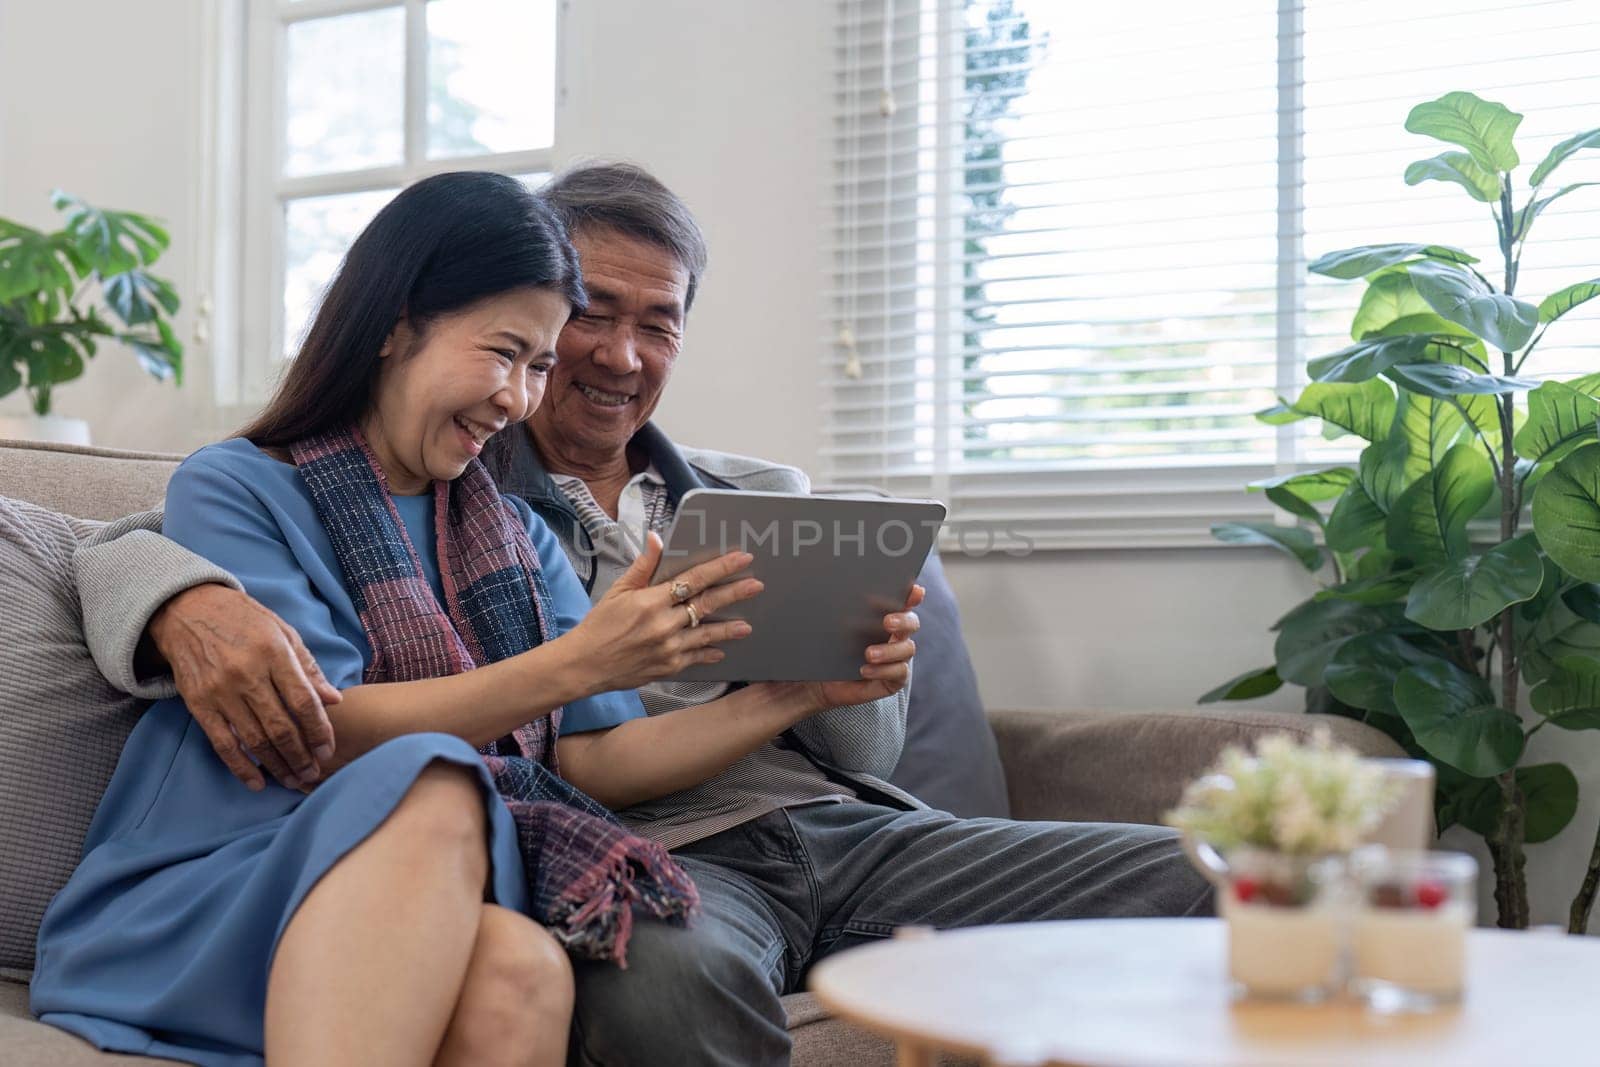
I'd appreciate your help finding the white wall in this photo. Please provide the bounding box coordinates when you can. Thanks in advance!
[0,0,225,452]
[3,0,1596,931]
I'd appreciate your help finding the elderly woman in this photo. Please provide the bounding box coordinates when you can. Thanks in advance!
[28,173,775,1067]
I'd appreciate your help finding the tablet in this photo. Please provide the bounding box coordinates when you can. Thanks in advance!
[650,489,947,682]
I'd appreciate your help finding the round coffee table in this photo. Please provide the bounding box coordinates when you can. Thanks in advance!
[807,918,1597,1066]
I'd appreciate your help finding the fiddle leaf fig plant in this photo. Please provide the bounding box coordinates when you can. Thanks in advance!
[1207,92,1600,933]
[0,191,183,417]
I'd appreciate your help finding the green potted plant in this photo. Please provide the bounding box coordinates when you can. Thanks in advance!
[1205,92,1600,932]
[0,191,184,443]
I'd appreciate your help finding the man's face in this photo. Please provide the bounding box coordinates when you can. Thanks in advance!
[530,226,690,465]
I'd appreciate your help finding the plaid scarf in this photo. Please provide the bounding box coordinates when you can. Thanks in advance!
[289,425,697,964]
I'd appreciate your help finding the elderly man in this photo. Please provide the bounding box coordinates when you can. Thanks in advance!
[481,163,1210,1066]
[82,163,1209,1066]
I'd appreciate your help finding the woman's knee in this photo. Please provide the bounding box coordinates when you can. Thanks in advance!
[475,905,574,1023]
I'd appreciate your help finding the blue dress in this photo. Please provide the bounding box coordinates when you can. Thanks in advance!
[30,438,645,1066]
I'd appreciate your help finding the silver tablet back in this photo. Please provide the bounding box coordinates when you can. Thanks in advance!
[651,489,947,682]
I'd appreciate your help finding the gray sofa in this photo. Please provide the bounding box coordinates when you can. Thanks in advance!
[0,438,1403,1066]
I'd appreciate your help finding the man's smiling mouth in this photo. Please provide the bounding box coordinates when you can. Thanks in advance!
[575,383,632,408]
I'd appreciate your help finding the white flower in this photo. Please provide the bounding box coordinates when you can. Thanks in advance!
[1164,727,1402,855]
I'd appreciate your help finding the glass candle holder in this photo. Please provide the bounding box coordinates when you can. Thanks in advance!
[1350,847,1476,1012]
[1219,849,1346,1002]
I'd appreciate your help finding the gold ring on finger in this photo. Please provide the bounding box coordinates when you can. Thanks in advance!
[670,581,694,604]
[684,602,702,628]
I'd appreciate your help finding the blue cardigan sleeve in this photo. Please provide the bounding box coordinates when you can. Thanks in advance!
[163,450,368,690]
[508,495,647,735]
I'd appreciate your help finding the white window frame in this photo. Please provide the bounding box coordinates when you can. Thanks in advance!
[216,0,563,409]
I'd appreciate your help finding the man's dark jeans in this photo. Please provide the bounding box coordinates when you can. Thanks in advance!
[570,802,1213,1066]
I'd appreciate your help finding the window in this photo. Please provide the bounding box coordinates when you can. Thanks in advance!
[828,0,1600,549]
[230,0,558,404]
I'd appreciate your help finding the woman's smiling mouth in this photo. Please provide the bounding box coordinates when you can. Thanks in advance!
[452,415,500,455]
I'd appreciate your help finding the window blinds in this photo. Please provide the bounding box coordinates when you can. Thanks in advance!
[826,0,1600,549]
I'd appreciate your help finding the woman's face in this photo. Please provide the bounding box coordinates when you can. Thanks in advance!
[364,286,570,494]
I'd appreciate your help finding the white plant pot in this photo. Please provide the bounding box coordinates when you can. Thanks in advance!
[0,414,92,446]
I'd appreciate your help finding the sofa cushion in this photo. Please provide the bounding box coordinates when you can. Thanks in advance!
[989,708,1407,825]
[0,440,177,522]
[889,549,1010,818]
[0,498,147,979]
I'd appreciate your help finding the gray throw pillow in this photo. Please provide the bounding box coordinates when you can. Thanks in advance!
[889,549,1011,818]
[0,497,144,980]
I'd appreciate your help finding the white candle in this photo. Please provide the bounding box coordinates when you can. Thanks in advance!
[1353,904,1469,997]
[1224,896,1342,998]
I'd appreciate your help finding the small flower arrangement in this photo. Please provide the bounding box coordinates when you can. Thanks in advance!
[1165,729,1402,856]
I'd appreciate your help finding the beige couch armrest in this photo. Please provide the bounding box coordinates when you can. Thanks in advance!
[988,708,1405,826]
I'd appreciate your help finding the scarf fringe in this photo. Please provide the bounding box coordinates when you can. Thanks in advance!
[544,834,700,967]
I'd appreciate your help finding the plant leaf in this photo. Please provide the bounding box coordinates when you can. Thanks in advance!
[1530,656,1600,719]
[1308,334,1438,384]
[1404,91,1522,172]
[1283,380,1397,442]
[22,334,85,387]
[1531,126,1600,186]
[1514,382,1600,464]
[0,345,21,398]
[1531,444,1600,582]
[1265,487,1323,526]
[0,220,75,310]
[1520,601,1600,685]
[1273,599,1404,688]
[124,336,179,382]
[1351,274,1426,340]
[1547,708,1600,730]
[1405,151,1500,202]
[102,270,180,326]
[1406,260,1539,352]
[1315,571,1418,605]
[1387,362,1537,398]
[1212,521,1323,571]
[1248,472,1356,530]
[1256,401,1305,426]
[1199,666,1283,704]
[50,191,169,275]
[1562,584,1600,624]
[1350,273,1479,342]
[1326,480,1389,552]
[1404,534,1545,630]
[1307,243,1477,280]
[1538,278,1600,325]
[1248,467,1355,502]
[1358,435,1412,513]
[1457,764,1579,844]
[1389,389,1468,486]
[1519,764,1580,842]
[1394,658,1525,776]
[1325,632,1439,715]
[1386,442,1496,563]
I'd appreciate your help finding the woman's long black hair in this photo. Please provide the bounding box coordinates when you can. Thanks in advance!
[240,171,586,447]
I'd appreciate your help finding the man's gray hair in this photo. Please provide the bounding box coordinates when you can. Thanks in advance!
[539,161,710,311]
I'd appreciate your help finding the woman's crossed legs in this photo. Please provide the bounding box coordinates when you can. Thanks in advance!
[264,762,572,1067]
